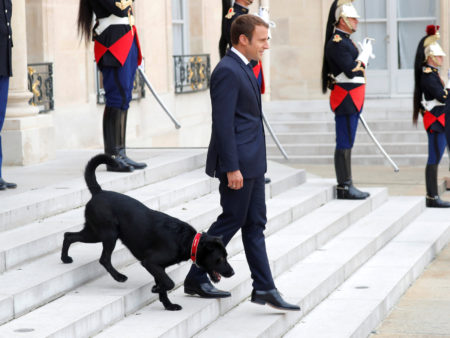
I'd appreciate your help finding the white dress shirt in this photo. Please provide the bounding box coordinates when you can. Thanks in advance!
[231,47,250,66]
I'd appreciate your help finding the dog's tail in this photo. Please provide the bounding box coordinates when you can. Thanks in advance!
[84,154,117,195]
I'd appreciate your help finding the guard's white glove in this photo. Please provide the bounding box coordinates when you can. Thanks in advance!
[357,38,376,66]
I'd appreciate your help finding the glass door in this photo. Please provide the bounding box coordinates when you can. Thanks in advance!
[353,0,438,97]
[353,0,389,96]
[394,0,437,95]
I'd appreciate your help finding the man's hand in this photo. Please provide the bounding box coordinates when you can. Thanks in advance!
[227,170,243,190]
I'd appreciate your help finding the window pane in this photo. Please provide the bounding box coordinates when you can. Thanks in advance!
[353,23,387,70]
[354,0,386,20]
[172,0,183,20]
[173,24,184,55]
[398,20,436,69]
[397,0,436,18]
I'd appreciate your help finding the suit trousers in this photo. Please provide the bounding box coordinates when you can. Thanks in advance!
[186,175,275,291]
[0,76,9,178]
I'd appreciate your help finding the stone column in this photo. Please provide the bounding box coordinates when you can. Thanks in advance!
[2,0,55,165]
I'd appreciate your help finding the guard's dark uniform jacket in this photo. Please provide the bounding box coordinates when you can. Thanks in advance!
[223,3,249,48]
[420,65,448,133]
[223,3,265,93]
[91,0,142,68]
[325,29,366,116]
[0,0,12,77]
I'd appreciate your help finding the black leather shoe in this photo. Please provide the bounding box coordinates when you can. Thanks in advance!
[264,177,271,184]
[337,184,369,200]
[184,280,231,298]
[426,195,450,208]
[251,289,300,311]
[0,178,17,189]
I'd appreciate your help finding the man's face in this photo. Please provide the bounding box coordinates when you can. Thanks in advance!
[237,0,254,6]
[348,17,359,32]
[429,55,444,67]
[241,25,269,62]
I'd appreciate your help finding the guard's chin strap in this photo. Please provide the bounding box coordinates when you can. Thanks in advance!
[430,55,442,67]
[190,233,202,265]
[343,16,356,33]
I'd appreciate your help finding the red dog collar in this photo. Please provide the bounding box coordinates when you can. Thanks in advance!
[190,233,202,264]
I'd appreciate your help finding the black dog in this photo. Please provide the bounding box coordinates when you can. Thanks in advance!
[61,154,234,310]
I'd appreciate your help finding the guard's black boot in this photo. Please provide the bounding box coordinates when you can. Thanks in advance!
[103,106,134,173]
[335,149,369,200]
[117,109,147,170]
[0,178,17,189]
[425,164,450,208]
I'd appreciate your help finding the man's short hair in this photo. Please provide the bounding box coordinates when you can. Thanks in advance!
[230,14,269,46]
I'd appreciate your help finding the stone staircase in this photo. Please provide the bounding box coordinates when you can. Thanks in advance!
[264,99,449,167]
[0,149,449,338]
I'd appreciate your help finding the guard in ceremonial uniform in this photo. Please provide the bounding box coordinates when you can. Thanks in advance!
[321,0,374,200]
[413,25,450,208]
[78,0,146,172]
[0,0,17,190]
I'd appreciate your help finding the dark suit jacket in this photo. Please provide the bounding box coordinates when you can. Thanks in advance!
[0,0,12,77]
[205,49,267,179]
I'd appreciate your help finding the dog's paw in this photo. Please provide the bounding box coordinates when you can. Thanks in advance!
[165,303,182,311]
[114,273,128,283]
[151,285,161,293]
[61,256,73,264]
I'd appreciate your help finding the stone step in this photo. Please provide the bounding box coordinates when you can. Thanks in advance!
[268,120,418,133]
[267,143,429,156]
[0,163,306,325]
[266,131,427,144]
[0,161,304,275]
[268,154,450,167]
[0,178,340,335]
[193,196,425,338]
[263,99,411,115]
[264,110,413,121]
[0,150,207,232]
[81,188,388,338]
[0,168,215,275]
[284,208,450,338]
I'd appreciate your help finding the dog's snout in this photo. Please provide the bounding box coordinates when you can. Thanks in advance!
[225,265,235,277]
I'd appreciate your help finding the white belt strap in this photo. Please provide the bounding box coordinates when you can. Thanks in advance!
[421,95,445,111]
[334,73,365,84]
[95,15,130,36]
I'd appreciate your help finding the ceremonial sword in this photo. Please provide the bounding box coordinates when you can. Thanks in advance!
[138,66,181,129]
[262,111,289,160]
[360,0,399,172]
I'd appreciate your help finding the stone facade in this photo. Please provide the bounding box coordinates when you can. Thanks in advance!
[3,0,450,165]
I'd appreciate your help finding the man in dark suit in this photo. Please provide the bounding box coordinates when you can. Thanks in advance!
[0,0,17,190]
[184,14,299,311]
